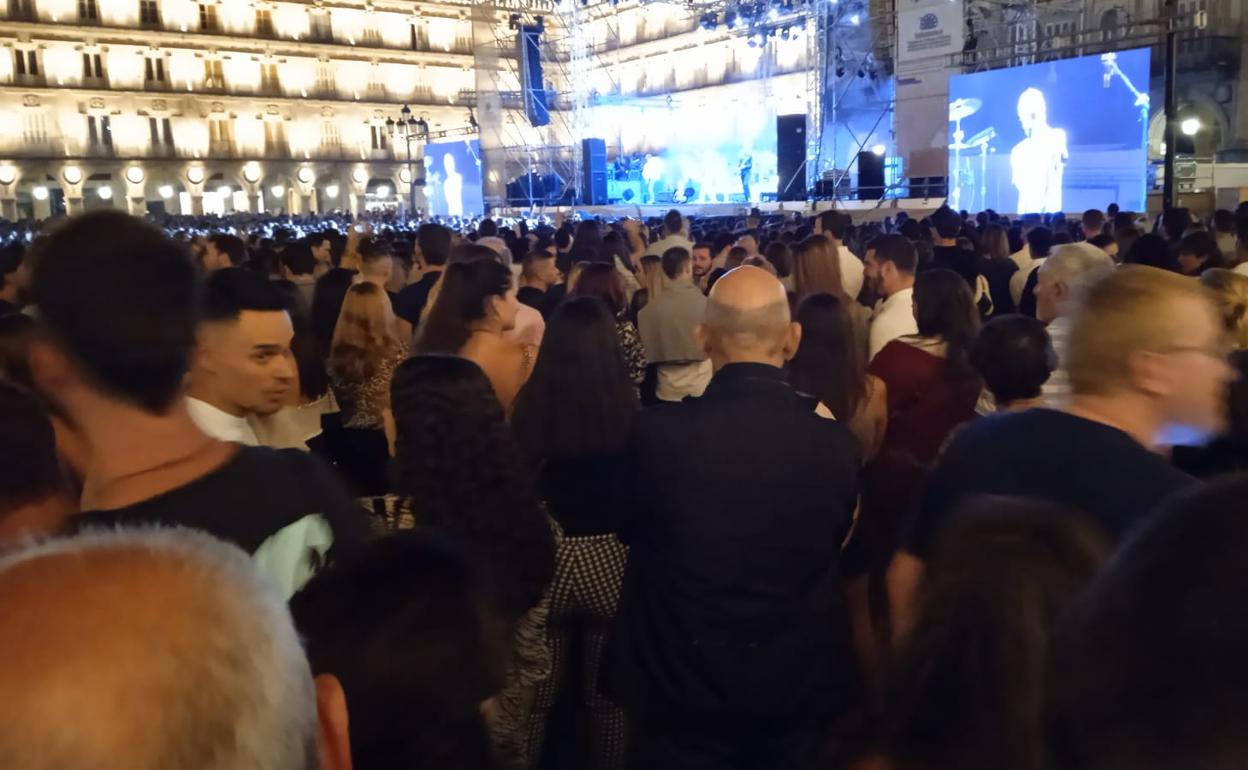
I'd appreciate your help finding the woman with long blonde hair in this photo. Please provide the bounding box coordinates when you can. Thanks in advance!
[328,282,407,430]
[793,234,871,356]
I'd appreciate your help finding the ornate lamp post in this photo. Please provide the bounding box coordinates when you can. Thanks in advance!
[385,105,429,217]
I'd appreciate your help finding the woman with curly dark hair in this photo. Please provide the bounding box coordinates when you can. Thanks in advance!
[512,297,639,769]
[382,354,557,768]
[570,262,647,391]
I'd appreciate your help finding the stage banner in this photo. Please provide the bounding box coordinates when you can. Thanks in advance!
[897,0,964,69]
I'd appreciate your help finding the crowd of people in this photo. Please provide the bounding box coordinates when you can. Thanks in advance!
[2,197,1248,770]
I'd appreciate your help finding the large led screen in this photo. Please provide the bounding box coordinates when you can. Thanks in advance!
[947,47,1151,214]
[424,138,483,218]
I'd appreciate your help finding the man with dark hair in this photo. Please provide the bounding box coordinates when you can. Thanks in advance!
[477,218,499,238]
[817,210,864,299]
[280,241,318,308]
[1160,206,1193,245]
[970,315,1055,411]
[644,209,694,257]
[1047,476,1248,770]
[517,248,560,318]
[928,205,979,290]
[203,233,248,272]
[307,232,334,275]
[1011,226,1055,308]
[394,223,451,328]
[1081,208,1106,239]
[187,268,297,446]
[864,234,918,359]
[0,242,27,316]
[691,241,714,293]
[609,266,860,770]
[639,246,710,401]
[0,381,74,545]
[30,212,367,597]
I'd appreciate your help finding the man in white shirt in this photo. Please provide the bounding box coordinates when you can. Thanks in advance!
[818,211,864,301]
[864,234,919,360]
[187,268,297,446]
[644,209,695,258]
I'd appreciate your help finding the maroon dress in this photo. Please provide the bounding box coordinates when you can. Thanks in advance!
[854,339,981,575]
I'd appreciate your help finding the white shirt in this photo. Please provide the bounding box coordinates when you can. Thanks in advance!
[837,244,864,301]
[656,360,712,402]
[868,287,918,361]
[1009,245,1031,273]
[1011,258,1045,306]
[645,234,694,258]
[187,397,259,446]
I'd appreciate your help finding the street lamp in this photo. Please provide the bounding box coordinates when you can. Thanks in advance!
[386,104,429,218]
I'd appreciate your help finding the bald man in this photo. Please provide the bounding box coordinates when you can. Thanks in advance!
[0,528,351,770]
[606,266,862,770]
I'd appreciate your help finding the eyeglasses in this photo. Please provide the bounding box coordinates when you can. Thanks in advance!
[1152,341,1234,361]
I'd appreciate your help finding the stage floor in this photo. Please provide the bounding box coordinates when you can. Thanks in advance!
[492,198,952,222]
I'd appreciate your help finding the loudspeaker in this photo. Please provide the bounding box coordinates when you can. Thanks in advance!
[581,137,608,205]
[857,151,885,200]
[517,25,549,127]
[776,114,806,201]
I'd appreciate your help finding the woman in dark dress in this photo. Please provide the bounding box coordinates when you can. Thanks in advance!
[511,297,639,770]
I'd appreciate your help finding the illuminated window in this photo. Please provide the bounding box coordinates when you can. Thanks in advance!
[87,115,113,148]
[310,10,331,42]
[13,49,39,77]
[320,120,340,151]
[78,0,98,21]
[256,8,273,35]
[149,117,175,153]
[144,56,167,84]
[204,58,224,89]
[140,0,161,26]
[369,124,387,151]
[82,52,105,80]
[199,2,218,32]
[264,120,288,156]
[209,116,234,154]
[261,62,280,94]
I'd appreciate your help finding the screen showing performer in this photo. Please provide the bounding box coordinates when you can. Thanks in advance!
[423,138,483,218]
[947,47,1150,214]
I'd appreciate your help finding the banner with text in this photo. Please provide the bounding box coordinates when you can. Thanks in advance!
[897,0,964,70]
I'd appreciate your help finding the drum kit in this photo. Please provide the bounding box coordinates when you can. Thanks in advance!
[949,97,996,211]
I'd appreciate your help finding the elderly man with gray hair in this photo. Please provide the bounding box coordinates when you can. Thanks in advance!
[0,528,351,770]
[606,266,862,769]
[1033,241,1114,404]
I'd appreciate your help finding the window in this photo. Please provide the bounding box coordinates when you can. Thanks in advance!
[320,120,340,151]
[199,1,218,32]
[255,8,272,35]
[14,49,38,77]
[264,120,287,156]
[309,10,331,41]
[144,57,167,84]
[140,0,160,25]
[82,52,105,79]
[203,59,224,88]
[370,124,388,151]
[209,116,234,154]
[260,62,279,93]
[87,115,113,148]
[78,0,98,20]
[149,116,175,152]
[315,61,335,94]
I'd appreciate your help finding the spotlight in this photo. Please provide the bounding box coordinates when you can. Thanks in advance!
[871,144,886,156]
[33,185,48,201]
[1181,117,1202,136]
[270,184,285,197]
[217,185,231,197]
[848,12,859,24]
[97,185,112,200]
[376,184,391,197]
[767,6,779,20]
[324,184,339,198]
[159,185,174,198]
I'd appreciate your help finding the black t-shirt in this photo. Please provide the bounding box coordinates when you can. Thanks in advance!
[75,446,371,557]
[907,408,1196,557]
[392,271,441,326]
[928,244,980,289]
[0,298,17,317]
[516,285,548,317]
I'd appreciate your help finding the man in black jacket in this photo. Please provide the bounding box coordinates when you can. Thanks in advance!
[606,265,861,770]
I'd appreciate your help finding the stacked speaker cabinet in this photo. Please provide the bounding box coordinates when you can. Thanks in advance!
[776,114,806,201]
[857,152,885,201]
[518,25,549,128]
[581,138,608,205]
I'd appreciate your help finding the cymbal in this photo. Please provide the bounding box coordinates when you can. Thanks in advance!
[949,98,983,122]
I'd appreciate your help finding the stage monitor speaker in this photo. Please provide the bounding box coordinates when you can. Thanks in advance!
[776,114,806,201]
[581,137,608,205]
[857,152,885,201]
[517,25,550,128]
